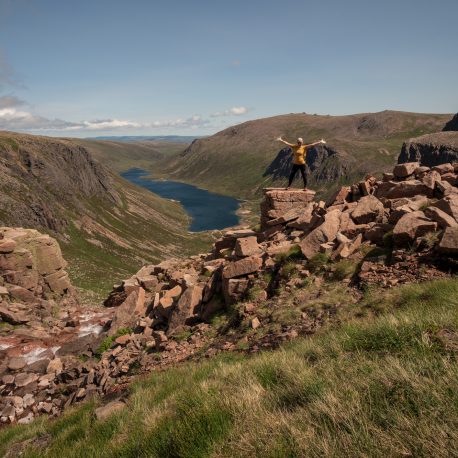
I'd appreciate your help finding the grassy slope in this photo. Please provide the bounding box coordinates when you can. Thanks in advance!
[152,110,451,198]
[2,277,458,457]
[60,175,210,303]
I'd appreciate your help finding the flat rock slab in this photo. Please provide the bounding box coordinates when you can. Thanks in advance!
[222,256,262,279]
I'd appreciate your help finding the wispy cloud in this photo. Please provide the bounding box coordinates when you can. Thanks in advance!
[0,105,211,133]
[211,106,250,117]
[151,115,209,129]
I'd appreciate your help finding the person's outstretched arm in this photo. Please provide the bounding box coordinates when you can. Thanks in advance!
[304,139,326,148]
[276,136,295,147]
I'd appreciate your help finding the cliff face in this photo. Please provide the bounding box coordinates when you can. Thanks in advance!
[443,113,458,131]
[0,132,120,232]
[263,144,352,185]
[398,132,458,167]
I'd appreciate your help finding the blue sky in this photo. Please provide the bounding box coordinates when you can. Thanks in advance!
[0,0,457,136]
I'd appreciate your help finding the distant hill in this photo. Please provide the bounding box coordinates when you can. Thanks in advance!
[86,135,203,143]
[0,131,208,301]
[73,138,186,173]
[155,110,451,198]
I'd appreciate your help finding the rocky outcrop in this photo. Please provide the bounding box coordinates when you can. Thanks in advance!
[0,227,73,300]
[263,144,352,185]
[261,188,316,230]
[443,113,458,132]
[102,159,458,346]
[398,132,458,167]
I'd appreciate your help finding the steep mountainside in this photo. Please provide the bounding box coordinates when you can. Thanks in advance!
[0,132,208,300]
[73,138,185,173]
[155,110,450,198]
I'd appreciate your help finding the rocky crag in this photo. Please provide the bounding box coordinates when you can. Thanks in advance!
[399,131,458,167]
[0,228,116,424]
[3,147,458,425]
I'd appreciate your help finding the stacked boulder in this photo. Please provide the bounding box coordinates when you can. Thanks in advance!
[0,227,73,303]
[104,161,458,347]
[0,228,94,425]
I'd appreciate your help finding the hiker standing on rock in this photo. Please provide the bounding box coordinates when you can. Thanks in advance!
[276,136,326,190]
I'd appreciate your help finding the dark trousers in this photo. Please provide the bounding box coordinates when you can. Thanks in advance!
[288,164,307,187]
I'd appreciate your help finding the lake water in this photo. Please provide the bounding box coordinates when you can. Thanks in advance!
[121,168,240,232]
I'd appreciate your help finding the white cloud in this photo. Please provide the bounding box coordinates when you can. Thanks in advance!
[211,106,250,117]
[150,115,209,129]
[0,106,211,133]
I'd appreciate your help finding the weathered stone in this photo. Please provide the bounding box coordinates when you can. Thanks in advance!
[364,223,393,244]
[222,256,263,279]
[2,374,15,384]
[0,306,29,325]
[235,237,261,257]
[424,207,458,229]
[393,162,419,178]
[251,317,261,329]
[46,358,63,375]
[223,278,249,304]
[168,284,204,329]
[0,238,16,253]
[14,372,39,388]
[299,209,341,259]
[137,275,158,292]
[8,285,35,303]
[422,170,442,190]
[376,181,433,199]
[433,195,458,222]
[437,227,458,255]
[326,186,352,207]
[163,285,182,299]
[109,288,146,335]
[44,270,71,295]
[8,357,26,371]
[33,235,67,275]
[351,195,384,224]
[433,163,455,174]
[393,211,438,245]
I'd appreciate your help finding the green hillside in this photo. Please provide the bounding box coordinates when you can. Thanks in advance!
[2,277,457,457]
[0,132,209,303]
[151,110,451,198]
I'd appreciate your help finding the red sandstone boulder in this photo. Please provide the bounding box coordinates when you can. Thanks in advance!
[300,209,341,258]
[393,211,437,245]
[350,195,384,224]
[222,256,263,279]
[424,207,458,229]
[235,237,261,257]
[437,227,458,255]
[168,284,204,329]
[393,162,419,178]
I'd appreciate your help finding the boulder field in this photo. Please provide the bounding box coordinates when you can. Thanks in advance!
[2,159,458,426]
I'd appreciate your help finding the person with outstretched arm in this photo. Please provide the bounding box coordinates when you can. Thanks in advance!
[276,136,326,190]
